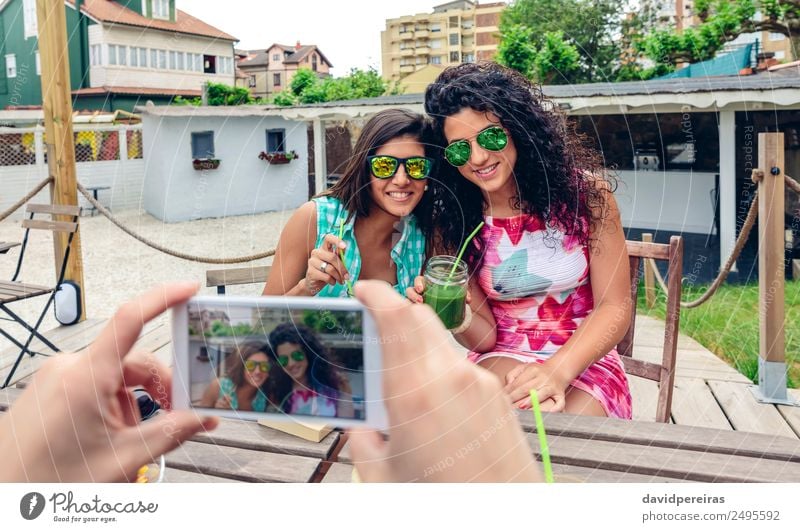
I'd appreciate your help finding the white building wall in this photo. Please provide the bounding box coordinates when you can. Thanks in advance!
[615,170,718,234]
[1,125,146,218]
[142,113,309,222]
[88,24,235,90]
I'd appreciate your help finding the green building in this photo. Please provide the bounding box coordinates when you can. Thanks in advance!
[0,0,237,112]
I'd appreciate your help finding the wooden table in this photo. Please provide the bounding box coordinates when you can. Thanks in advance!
[332,411,800,483]
[0,387,342,483]
[0,241,20,255]
[3,385,798,483]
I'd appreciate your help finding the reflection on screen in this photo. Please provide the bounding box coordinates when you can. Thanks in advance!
[188,302,365,420]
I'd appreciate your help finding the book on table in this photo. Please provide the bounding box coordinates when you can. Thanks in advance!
[257,418,333,442]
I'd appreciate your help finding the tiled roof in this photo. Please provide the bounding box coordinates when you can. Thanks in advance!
[72,86,202,97]
[67,0,237,41]
[238,44,333,68]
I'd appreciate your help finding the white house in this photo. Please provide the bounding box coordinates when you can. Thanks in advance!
[139,104,309,222]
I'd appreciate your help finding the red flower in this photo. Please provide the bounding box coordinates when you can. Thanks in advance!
[491,215,545,246]
[516,292,585,350]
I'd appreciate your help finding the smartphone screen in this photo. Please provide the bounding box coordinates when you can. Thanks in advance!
[184,298,367,421]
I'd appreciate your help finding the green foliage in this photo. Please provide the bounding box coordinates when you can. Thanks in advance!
[497,24,537,77]
[638,280,800,387]
[533,31,581,84]
[203,320,256,338]
[290,68,319,97]
[637,0,798,67]
[272,90,298,106]
[171,83,253,106]
[172,95,201,106]
[302,310,363,335]
[274,67,391,106]
[614,63,674,82]
[206,82,254,106]
[500,0,624,84]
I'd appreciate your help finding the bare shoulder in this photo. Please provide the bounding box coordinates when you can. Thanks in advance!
[289,200,318,226]
[281,201,318,246]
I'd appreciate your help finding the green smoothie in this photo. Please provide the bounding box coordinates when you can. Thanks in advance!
[425,281,467,329]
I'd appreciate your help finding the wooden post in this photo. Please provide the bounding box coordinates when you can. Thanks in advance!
[37,0,86,321]
[642,233,655,308]
[755,132,786,403]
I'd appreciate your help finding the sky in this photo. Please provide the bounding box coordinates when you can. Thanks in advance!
[182,1,509,76]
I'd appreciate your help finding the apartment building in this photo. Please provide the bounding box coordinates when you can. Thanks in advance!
[381,1,505,83]
[237,42,332,100]
[0,0,237,111]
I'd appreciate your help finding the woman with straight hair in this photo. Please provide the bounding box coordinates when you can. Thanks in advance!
[264,109,434,297]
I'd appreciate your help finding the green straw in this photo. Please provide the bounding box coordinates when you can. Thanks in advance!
[338,219,354,297]
[447,221,484,281]
[530,389,554,483]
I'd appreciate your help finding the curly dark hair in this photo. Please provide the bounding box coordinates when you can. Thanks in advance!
[423,62,613,269]
[322,108,435,233]
[265,323,342,412]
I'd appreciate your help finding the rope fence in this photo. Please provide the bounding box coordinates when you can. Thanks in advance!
[0,176,54,222]
[75,183,276,264]
[649,173,799,309]
[3,171,799,287]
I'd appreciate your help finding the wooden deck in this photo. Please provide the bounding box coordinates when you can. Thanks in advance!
[1,313,798,440]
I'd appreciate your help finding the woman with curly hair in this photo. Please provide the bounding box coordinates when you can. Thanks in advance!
[198,342,272,412]
[411,62,632,419]
[266,323,349,417]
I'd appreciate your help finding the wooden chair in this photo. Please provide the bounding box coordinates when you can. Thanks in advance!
[206,265,271,294]
[617,235,684,423]
[1,204,80,388]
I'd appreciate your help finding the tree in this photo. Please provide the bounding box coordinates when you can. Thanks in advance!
[497,24,537,77]
[533,31,581,84]
[499,0,625,83]
[206,82,253,106]
[273,67,393,106]
[638,0,799,67]
[290,68,318,97]
[170,82,253,106]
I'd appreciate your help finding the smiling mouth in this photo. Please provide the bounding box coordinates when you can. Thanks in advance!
[387,191,413,201]
[474,163,499,177]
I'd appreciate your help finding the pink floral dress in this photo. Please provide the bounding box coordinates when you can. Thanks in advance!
[467,214,632,419]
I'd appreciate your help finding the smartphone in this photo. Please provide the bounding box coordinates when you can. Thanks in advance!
[171,295,386,428]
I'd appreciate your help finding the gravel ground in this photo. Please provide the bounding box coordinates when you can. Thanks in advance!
[0,208,292,352]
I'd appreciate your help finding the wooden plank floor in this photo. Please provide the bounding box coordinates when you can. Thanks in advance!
[633,315,799,438]
[3,314,799,440]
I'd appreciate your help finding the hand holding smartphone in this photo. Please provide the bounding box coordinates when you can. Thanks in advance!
[171,295,386,428]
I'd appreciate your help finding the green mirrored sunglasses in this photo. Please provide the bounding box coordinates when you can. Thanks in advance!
[367,155,433,180]
[278,350,306,367]
[444,126,509,167]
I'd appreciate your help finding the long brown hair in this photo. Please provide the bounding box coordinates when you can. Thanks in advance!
[322,108,434,230]
[225,341,271,389]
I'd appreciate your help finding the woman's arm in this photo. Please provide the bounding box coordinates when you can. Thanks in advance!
[263,202,318,296]
[264,201,350,296]
[453,277,497,352]
[198,379,221,407]
[504,184,631,406]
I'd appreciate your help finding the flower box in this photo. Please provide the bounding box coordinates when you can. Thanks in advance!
[259,150,297,165]
[192,158,220,170]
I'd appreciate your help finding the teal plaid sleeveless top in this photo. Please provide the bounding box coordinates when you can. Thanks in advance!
[312,196,425,297]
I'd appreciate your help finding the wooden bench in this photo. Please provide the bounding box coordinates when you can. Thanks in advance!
[206,266,271,294]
